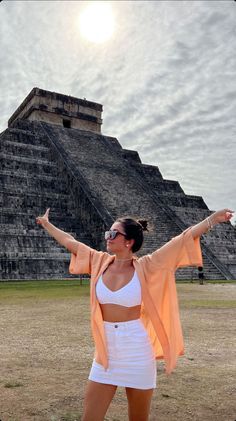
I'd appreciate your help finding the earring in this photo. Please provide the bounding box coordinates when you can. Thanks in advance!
[126,244,129,247]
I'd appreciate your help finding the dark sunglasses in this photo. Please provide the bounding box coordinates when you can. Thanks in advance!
[105,230,126,240]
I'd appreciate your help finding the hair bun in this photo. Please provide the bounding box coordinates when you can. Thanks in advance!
[137,219,149,232]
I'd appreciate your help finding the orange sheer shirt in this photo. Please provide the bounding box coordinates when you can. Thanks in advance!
[69,227,202,374]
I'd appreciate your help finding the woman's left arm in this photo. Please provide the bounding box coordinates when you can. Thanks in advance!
[191,208,234,239]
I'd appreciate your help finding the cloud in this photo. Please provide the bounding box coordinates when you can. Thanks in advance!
[0,0,235,218]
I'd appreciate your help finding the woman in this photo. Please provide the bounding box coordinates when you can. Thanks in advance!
[36,208,233,421]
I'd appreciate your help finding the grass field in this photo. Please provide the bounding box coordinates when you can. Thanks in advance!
[0,280,90,301]
[0,280,235,421]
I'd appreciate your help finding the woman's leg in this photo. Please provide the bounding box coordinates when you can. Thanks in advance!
[125,387,154,421]
[82,380,117,421]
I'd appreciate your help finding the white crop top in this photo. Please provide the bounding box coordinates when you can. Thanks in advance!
[96,271,142,307]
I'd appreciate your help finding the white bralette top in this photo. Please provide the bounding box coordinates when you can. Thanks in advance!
[96,271,142,307]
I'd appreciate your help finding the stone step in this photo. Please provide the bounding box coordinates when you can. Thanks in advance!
[0,207,71,216]
[177,264,223,280]
[0,217,81,229]
[0,225,82,240]
[172,208,213,224]
[0,209,81,224]
[0,140,50,160]
[0,171,68,193]
[1,198,73,213]
[1,240,90,255]
[0,152,56,168]
[135,164,208,209]
[156,194,207,209]
[2,246,68,254]
[0,180,68,194]
[0,256,72,280]
[1,156,59,177]
[0,189,73,202]
[5,128,50,147]
[203,253,236,263]
[203,227,236,241]
[0,251,71,259]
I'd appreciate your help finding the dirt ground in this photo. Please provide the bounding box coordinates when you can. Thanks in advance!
[0,283,235,421]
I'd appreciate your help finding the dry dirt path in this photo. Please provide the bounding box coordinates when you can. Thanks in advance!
[0,283,235,421]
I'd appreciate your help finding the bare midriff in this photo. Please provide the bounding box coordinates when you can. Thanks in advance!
[100,303,141,322]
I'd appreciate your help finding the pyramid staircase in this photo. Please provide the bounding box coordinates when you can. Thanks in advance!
[0,124,93,279]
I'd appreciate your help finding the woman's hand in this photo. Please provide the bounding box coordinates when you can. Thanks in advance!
[191,208,234,239]
[36,208,50,228]
[211,208,234,225]
[35,208,78,252]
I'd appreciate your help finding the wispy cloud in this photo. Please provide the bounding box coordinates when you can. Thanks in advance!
[0,0,235,219]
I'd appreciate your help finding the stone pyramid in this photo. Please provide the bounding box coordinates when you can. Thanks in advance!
[1,88,235,280]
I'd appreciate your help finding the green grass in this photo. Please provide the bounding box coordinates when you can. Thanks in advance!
[0,279,90,302]
[0,279,235,305]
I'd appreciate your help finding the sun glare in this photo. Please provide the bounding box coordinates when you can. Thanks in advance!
[79,2,114,44]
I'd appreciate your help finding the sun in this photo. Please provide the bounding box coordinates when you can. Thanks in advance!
[79,2,115,44]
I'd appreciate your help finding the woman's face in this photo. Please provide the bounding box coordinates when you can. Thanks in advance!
[106,222,127,253]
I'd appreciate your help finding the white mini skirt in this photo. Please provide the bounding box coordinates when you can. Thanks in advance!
[89,319,157,389]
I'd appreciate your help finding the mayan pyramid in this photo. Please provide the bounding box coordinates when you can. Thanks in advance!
[0,87,235,280]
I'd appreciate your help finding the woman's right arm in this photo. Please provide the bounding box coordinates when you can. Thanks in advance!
[36,208,79,254]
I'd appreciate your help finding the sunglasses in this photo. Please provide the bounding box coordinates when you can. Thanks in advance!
[105,230,126,240]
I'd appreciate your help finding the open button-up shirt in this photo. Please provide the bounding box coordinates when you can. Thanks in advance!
[69,227,202,374]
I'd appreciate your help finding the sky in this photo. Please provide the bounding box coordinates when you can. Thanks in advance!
[0,0,235,223]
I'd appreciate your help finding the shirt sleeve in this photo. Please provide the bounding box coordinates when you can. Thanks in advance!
[147,227,203,270]
[69,242,94,275]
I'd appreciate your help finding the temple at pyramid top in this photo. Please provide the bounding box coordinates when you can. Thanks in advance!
[8,87,103,133]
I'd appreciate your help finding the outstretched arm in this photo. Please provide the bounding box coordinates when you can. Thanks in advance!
[36,208,79,254]
[191,208,234,239]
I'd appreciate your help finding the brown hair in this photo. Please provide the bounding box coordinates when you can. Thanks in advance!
[116,217,148,253]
